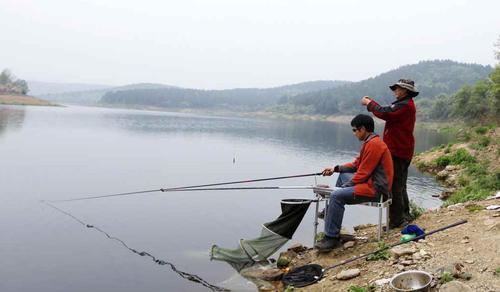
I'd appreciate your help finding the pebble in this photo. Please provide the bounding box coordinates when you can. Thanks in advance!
[374,278,390,286]
[465,259,475,264]
[400,260,413,266]
[460,239,470,244]
[336,268,361,280]
[467,247,474,252]
[343,241,355,249]
[412,253,423,261]
[391,246,417,258]
[396,264,405,271]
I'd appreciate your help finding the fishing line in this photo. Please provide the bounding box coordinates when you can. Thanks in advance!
[41,201,230,292]
[48,172,323,202]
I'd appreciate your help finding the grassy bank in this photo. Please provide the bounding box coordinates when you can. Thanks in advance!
[413,123,499,205]
[0,94,58,106]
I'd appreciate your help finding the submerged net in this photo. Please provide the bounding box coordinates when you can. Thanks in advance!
[210,199,311,271]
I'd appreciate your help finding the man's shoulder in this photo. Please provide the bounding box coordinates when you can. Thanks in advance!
[366,135,389,149]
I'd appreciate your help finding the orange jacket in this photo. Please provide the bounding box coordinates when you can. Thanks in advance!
[339,134,393,198]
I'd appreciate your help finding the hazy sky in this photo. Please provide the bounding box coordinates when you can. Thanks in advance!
[1,0,499,89]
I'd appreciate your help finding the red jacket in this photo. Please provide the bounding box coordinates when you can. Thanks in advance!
[367,97,416,161]
[339,134,393,198]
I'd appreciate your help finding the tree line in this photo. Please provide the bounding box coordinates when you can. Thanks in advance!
[0,69,29,95]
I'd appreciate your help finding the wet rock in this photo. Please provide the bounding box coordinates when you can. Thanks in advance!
[439,280,473,292]
[336,268,361,280]
[391,246,417,258]
[343,241,356,249]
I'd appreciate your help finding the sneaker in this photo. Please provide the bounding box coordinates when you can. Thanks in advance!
[314,236,342,252]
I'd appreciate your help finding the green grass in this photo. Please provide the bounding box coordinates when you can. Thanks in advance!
[494,267,500,276]
[284,285,295,292]
[366,241,390,261]
[474,126,489,135]
[465,204,484,212]
[439,271,454,284]
[434,148,476,168]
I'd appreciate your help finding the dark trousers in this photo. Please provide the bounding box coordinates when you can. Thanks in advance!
[389,155,411,226]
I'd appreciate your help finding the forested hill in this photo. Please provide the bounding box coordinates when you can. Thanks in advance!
[100,80,349,109]
[279,60,492,115]
[99,60,492,113]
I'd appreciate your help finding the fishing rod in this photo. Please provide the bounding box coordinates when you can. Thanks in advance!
[281,219,468,288]
[47,172,323,202]
[144,185,317,192]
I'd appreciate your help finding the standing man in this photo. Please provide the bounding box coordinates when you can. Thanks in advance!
[315,114,393,252]
[360,79,418,229]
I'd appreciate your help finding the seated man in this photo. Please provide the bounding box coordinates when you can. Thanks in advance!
[315,114,393,252]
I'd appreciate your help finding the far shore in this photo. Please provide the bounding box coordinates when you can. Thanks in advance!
[0,94,59,107]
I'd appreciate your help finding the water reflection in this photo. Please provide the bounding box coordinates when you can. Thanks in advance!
[0,106,26,137]
[101,109,452,156]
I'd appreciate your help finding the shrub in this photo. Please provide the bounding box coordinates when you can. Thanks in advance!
[439,271,454,284]
[409,200,426,221]
[435,155,451,167]
[474,126,488,134]
[449,148,476,165]
[367,241,390,261]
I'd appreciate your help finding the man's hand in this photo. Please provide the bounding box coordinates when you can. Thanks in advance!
[322,165,340,176]
[360,96,372,106]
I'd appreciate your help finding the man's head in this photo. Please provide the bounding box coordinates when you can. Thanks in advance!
[389,79,419,100]
[351,114,374,141]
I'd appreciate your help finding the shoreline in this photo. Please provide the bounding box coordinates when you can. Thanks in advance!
[0,94,59,107]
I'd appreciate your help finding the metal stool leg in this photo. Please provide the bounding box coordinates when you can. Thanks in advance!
[313,198,319,244]
[378,202,383,241]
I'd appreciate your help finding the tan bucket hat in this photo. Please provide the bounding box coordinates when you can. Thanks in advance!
[389,79,419,97]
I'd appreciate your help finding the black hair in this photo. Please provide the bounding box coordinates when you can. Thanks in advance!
[351,114,374,132]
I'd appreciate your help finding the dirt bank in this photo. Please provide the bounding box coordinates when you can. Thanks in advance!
[0,94,58,106]
[272,198,500,291]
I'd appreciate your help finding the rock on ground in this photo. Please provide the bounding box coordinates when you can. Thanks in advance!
[439,280,473,292]
[336,268,361,280]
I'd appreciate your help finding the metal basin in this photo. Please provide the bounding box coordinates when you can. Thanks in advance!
[390,270,432,292]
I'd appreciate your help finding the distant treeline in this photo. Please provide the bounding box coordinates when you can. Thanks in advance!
[101,80,348,110]
[277,60,492,115]
[0,69,29,95]
[100,60,492,115]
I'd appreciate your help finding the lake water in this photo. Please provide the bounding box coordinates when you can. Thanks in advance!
[0,105,450,292]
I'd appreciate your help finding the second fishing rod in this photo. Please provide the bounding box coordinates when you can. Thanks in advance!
[47,172,324,202]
